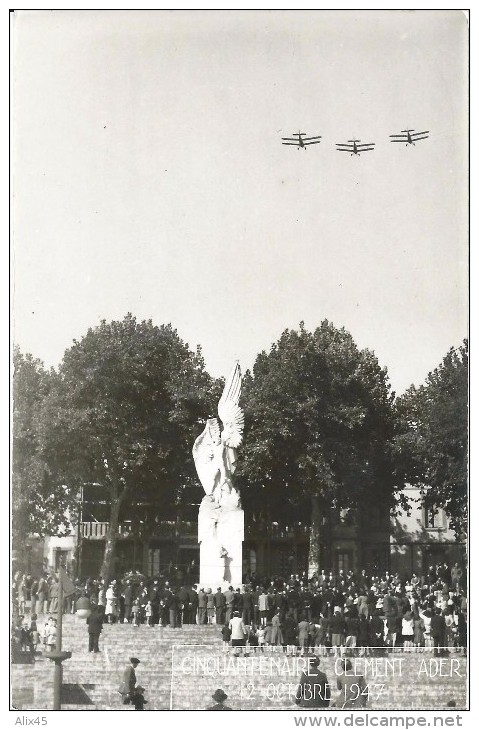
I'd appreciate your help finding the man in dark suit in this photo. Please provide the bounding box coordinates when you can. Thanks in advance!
[295,656,331,709]
[197,588,207,625]
[177,585,189,626]
[214,588,226,625]
[430,608,446,656]
[86,603,104,653]
[224,586,235,624]
[188,586,198,624]
[118,657,141,705]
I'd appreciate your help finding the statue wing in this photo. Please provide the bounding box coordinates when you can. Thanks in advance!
[217,361,244,448]
[192,418,221,494]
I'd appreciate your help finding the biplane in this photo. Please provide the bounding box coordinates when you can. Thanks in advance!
[336,139,375,156]
[389,129,429,145]
[281,131,322,149]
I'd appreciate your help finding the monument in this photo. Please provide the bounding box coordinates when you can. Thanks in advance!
[192,362,244,588]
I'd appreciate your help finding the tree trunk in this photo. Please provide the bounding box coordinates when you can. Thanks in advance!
[100,496,122,583]
[308,494,324,578]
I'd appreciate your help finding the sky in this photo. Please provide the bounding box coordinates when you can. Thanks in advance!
[12,10,468,395]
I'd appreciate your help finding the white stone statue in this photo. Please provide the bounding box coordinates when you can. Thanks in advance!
[193,362,245,587]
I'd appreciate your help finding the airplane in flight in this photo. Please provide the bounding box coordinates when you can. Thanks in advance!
[336,139,375,156]
[281,131,322,149]
[389,129,429,145]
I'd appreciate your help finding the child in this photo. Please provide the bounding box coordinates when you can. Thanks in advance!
[145,601,154,627]
[41,620,50,652]
[221,623,231,652]
[30,614,39,652]
[131,686,148,710]
[131,599,141,627]
[248,625,259,651]
[257,625,265,652]
[45,617,57,653]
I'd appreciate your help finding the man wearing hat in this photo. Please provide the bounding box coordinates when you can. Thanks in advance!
[118,657,141,705]
[207,688,232,710]
[295,656,331,709]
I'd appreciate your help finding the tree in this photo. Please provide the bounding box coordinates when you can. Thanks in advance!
[38,314,218,581]
[238,321,399,576]
[12,348,71,564]
[395,340,468,537]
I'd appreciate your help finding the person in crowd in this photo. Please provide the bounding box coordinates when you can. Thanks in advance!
[271,608,283,648]
[298,615,310,656]
[430,607,446,657]
[188,585,199,625]
[105,582,118,624]
[221,622,231,652]
[131,598,141,626]
[402,610,414,652]
[451,563,463,591]
[118,657,141,705]
[123,581,133,624]
[329,606,346,656]
[258,588,269,627]
[86,603,104,652]
[214,587,226,625]
[413,608,425,651]
[206,588,215,624]
[36,576,48,615]
[295,656,331,709]
[45,616,57,653]
[207,688,232,710]
[345,608,360,649]
[145,600,154,627]
[242,587,253,625]
[257,624,266,652]
[130,685,147,710]
[357,613,370,656]
[197,588,207,625]
[229,610,247,651]
[335,658,368,709]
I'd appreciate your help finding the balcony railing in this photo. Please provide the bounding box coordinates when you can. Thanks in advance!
[81,520,310,540]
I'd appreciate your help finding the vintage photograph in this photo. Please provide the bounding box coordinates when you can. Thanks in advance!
[11,9,468,715]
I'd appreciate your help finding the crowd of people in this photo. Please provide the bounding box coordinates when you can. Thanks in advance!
[12,562,467,659]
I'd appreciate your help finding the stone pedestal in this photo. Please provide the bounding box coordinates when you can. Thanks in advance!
[198,497,244,589]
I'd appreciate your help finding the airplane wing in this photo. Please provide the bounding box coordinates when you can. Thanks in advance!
[410,136,429,142]
[389,134,407,138]
[303,140,321,145]
[282,138,299,142]
[282,142,300,145]
[303,136,322,141]
[411,131,429,136]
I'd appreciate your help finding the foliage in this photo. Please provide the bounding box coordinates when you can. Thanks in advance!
[12,348,71,547]
[395,340,468,536]
[36,314,218,579]
[238,321,399,519]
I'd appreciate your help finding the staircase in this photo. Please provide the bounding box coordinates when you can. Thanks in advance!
[11,616,467,711]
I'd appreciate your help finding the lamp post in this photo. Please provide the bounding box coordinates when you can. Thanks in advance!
[46,568,72,710]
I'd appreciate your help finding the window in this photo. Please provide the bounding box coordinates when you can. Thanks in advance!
[424,506,441,529]
[148,548,160,577]
[336,550,352,572]
[55,549,69,570]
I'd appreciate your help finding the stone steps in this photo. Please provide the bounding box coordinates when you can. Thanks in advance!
[12,617,468,711]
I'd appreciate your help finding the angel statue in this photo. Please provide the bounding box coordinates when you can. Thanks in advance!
[192,361,244,510]
[192,362,245,586]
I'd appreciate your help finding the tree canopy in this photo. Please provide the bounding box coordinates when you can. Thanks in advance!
[35,314,219,580]
[12,348,72,548]
[237,321,399,572]
[395,340,468,537]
